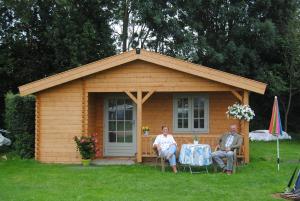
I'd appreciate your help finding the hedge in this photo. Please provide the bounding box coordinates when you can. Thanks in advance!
[4,92,35,158]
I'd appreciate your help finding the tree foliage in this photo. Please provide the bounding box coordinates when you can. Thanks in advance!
[4,92,35,158]
[113,0,300,132]
[0,0,300,132]
[0,0,115,126]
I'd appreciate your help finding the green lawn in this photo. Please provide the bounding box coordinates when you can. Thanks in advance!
[0,141,299,201]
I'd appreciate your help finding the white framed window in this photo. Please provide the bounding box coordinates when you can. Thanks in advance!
[173,94,209,133]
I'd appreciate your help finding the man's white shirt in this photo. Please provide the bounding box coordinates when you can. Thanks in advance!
[225,134,234,148]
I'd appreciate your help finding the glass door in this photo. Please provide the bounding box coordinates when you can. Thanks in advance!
[104,96,136,156]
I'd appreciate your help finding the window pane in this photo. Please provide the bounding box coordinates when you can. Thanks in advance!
[125,121,132,131]
[178,99,182,108]
[194,97,200,108]
[199,109,204,118]
[109,111,116,120]
[200,119,205,128]
[183,109,189,118]
[194,119,199,128]
[125,99,133,110]
[125,110,133,120]
[200,101,204,108]
[116,131,124,143]
[178,119,182,128]
[109,132,116,142]
[108,100,116,110]
[117,99,125,109]
[125,132,133,142]
[194,110,199,118]
[183,119,188,128]
[117,110,124,120]
[109,121,116,131]
[183,98,189,108]
[117,121,124,131]
[194,97,205,108]
[178,112,183,118]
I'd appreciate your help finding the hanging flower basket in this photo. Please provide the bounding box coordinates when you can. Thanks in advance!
[226,103,255,122]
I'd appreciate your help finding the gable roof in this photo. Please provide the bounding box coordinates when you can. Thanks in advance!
[19,49,267,96]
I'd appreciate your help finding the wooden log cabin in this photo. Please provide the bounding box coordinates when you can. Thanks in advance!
[19,49,266,164]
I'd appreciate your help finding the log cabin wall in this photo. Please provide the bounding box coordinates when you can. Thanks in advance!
[88,93,97,135]
[95,95,104,158]
[87,93,104,158]
[84,60,234,93]
[37,81,82,163]
[142,92,239,136]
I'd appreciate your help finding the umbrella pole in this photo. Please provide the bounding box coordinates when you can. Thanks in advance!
[277,137,280,171]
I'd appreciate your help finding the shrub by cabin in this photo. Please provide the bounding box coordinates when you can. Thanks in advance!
[19,49,266,164]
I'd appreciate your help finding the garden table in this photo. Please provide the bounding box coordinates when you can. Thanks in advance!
[179,144,212,174]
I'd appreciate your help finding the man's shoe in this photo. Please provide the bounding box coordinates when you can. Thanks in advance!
[226,170,233,175]
[222,168,227,173]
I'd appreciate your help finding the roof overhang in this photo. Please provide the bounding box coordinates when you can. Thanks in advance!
[19,49,267,96]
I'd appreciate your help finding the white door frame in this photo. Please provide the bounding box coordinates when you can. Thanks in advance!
[103,94,137,156]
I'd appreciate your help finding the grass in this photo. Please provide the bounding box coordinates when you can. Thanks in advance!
[0,140,300,201]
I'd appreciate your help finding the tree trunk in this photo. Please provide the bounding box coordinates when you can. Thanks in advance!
[122,0,129,52]
[284,80,293,132]
[141,28,150,49]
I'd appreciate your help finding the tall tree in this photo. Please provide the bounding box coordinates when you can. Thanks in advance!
[0,0,115,127]
[266,12,300,132]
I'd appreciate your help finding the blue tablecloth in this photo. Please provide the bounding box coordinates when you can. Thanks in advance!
[179,144,212,166]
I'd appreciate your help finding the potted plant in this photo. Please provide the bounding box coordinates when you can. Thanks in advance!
[193,135,199,144]
[226,103,255,122]
[142,126,150,136]
[74,135,96,166]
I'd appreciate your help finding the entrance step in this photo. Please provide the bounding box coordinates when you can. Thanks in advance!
[91,158,135,165]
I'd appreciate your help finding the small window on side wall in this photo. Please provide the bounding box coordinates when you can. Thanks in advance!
[173,94,209,133]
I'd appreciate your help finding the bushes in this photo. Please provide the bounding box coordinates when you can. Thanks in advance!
[4,92,35,158]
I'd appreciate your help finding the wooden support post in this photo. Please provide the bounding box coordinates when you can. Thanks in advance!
[125,90,154,162]
[242,90,250,163]
[82,79,88,136]
[137,90,143,162]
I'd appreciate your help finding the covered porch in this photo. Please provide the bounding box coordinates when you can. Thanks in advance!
[86,90,250,163]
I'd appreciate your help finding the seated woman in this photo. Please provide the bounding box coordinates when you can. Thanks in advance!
[153,125,177,173]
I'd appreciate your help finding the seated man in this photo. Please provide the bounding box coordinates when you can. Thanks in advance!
[153,125,177,173]
[212,124,243,175]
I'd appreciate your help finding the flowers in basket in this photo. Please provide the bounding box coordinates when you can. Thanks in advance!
[226,103,255,122]
[74,135,97,160]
